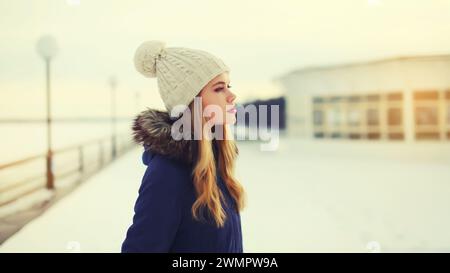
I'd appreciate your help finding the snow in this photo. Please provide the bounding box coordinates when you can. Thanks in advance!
[0,188,54,218]
[237,137,450,252]
[0,148,144,253]
[1,136,450,252]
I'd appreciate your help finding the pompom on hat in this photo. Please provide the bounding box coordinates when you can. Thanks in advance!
[133,40,230,115]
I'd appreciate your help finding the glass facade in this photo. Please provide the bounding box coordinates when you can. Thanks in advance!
[312,90,450,141]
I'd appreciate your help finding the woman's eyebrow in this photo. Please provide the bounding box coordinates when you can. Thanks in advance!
[212,81,227,86]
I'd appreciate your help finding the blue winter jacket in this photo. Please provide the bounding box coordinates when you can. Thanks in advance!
[121,108,243,253]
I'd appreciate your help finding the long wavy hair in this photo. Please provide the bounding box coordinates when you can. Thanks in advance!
[187,100,246,228]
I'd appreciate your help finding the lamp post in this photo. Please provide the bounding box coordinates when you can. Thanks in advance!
[109,76,117,159]
[36,35,58,190]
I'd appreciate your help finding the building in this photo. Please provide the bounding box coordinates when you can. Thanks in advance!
[277,55,450,142]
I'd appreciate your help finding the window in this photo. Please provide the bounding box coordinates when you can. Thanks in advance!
[365,94,381,140]
[314,132,324,138]
[367,109,379,126]
[416,132,440,139]
[368,133,381,139]
[349,133,361,139]
[348,109,361,126]
[313,110,323,126]
[313,97,325,104]
[367,95,380,102]
[386,92,404,140]
[415,106,438,125]
[388,93,403,101]
[414,92,438,100]
[388,108,402,126]
[413,90,440,140]
[347,96,362,127]
[349,95,361,102]
[327,108,342,126]
[389,132,404,139]
[312,97,327,138]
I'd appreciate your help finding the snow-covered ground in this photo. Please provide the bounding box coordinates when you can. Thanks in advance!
[1,136,450,252]
[237,137,450,252]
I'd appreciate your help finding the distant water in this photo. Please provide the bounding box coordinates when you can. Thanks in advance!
[0,121,134,165]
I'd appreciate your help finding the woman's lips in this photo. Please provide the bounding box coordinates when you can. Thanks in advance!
[227,107,237,114]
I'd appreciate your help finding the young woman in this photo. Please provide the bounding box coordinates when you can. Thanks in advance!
[121,41,246,253]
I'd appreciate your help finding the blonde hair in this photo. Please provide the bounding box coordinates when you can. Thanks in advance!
[188,101,246,228]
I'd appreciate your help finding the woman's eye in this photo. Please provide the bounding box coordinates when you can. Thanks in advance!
[214,84,231,92]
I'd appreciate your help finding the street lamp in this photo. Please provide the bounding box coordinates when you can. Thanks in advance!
[109,76,117,159]
[36,35,58,190]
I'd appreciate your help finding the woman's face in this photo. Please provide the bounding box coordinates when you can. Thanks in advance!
[199,72,237,125]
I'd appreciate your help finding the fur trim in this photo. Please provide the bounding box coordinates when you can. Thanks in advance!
[131,108,196,165]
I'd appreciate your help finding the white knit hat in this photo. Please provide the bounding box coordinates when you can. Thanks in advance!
[133,40,230,115]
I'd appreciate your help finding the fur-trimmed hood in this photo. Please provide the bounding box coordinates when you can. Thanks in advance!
[131,108,197,165]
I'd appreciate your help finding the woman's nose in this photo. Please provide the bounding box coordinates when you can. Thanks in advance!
[228,91,236,103]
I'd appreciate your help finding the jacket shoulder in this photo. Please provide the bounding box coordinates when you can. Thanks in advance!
[142,151,192,192]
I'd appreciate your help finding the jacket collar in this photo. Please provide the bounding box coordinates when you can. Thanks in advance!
[132,108,197,165]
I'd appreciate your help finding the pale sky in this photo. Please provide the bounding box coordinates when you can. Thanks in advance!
[1,0,450,118]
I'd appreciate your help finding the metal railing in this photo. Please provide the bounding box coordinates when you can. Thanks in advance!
[0,134,136,207]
